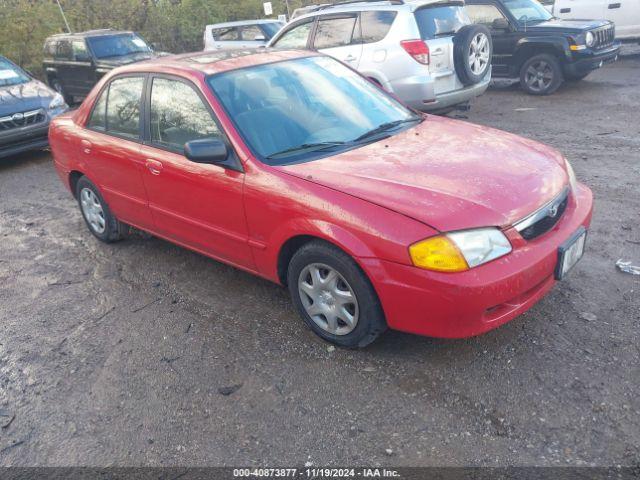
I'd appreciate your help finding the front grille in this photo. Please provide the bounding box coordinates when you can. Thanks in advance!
[0,109,46,132]
[592,25,615,50]
[514,188,570,241]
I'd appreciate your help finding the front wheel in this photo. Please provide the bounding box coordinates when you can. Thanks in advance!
[287,241,387,348]
[76,176,128,243]
[519,54,563,95]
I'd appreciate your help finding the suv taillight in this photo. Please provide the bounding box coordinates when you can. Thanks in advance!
[400,40,430,65]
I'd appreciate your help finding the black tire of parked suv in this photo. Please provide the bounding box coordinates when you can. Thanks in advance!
[453,25,493,86]
[50,77,73,105]
[519,53,564,95]
[75,176,128,243]
[287,240,387,348]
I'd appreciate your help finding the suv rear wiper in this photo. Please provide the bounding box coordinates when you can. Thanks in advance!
[266,141,347,159]
[353,117,421,143]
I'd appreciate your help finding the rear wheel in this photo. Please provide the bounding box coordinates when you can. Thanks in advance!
[520,54,563,95]
[287,241,387,348]
[76,176,128,243]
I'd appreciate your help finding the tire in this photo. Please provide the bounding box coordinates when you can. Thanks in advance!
[50,77,73,105]
[453,25,493,86]
[287,241,387,348]
[519,53,563,95]
[75,176,128,243]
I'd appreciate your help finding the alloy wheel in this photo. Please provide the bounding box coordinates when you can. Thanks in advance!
[80,187,106,234]
[524,60,554,93]
[468,33,490,76]
[297,263,359,336]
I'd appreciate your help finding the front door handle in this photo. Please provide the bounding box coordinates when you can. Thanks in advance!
[344,55,357,62]
[80,139,92,155]
[560,7,571,12]
[145,159,163,175]
[608,2,621,8]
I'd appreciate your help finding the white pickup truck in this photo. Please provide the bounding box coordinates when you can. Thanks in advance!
[543,0,640,40]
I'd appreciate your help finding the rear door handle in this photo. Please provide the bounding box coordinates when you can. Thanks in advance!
[80,139,92,155]
[145,159,163,175]
[608,2,621,8]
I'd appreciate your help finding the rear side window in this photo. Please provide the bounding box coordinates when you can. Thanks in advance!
[314,16,359,49]
[414,5,470,38]
[273,20,313,49]
[88,76,144,138]
[239,25,264,40]
[55,40,72,60]
[72,40,90,62]
[212,27,239,41]
[361,11,397,43]
[149,78,221,152]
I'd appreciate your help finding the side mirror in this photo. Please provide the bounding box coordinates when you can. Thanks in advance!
[184,138,228,165]
[492,18,511,31]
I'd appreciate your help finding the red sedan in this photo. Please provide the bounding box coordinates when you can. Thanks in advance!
[49,50,593,347]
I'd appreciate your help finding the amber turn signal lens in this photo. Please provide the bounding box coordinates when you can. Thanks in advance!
[409,236,469,272]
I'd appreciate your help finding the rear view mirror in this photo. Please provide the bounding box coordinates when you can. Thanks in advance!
[184,138,228,165]
[492,18,511,31]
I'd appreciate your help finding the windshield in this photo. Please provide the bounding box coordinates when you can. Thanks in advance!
[87,34,151,59]
[261,22,285,38]
[208,56,420,165]
[503,0,552,23]
[0,57,30,87]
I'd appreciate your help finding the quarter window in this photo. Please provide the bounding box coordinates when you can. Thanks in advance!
[466,4,507,28]
[273,21,313,49]
[87,87,108,131]
[314,16,359,49]
[360,11,397,44]
[149,78,220,152]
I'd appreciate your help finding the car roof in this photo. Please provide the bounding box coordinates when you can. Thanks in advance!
[291,0,458,18]
[115,49,317,77]
[46,29,134,40]
[206,19,283,29]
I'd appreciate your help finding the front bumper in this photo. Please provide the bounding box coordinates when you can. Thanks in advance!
[361,182,594,339]
[565,43,621,76]
[393,70,491,112]
[0,107,67,159]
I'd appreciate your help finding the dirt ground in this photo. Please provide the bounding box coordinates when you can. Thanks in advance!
[0,49,638,468]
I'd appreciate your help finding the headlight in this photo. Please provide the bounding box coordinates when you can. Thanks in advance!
[565,158,578,192]
[48,92,66,110]
[409,228,512,272]
[585,31,595,47]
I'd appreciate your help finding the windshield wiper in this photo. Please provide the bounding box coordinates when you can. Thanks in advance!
[353,117,421,143]
[266,141,347,160]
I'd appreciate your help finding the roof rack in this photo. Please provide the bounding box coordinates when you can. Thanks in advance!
[310,0,405,13]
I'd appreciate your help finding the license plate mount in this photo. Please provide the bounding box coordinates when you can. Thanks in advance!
[555,227,587,280]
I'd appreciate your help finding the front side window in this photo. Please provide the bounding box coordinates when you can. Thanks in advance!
[213,27,239,41]
[0,57,30,87]
[240,25,264,41]
[208,56,419,165]
[273,21,313,49]
[502,0,552,23]
[361,11,397,44]
[106,76,144,138]
[314,16,359,49]
[72,40,90,62]
[149,78,221,152]
[466,4,508,27]
[87,34,151,59]
[414,5,470,38]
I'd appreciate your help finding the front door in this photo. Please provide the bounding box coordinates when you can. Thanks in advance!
[466,3,517,76]
[82,74,154,229]
[139,75,253,269]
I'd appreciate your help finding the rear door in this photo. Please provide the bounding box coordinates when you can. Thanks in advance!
[70,40,95,97]
[312,13,364,69]
[54,40,75,94]
[414,4,471,94]
[466,3,515,76]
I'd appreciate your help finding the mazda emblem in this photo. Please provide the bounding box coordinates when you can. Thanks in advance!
[548,204,559,218]
[11,112,24,122]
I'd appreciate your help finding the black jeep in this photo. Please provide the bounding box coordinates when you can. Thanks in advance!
[43,29,162,104]
[465,0,621,94]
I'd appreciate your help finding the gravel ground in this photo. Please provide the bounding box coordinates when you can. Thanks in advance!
[0,51,638,467]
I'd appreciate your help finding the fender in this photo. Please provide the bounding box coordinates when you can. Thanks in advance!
[513,36,573,69]
[359,69,392,92]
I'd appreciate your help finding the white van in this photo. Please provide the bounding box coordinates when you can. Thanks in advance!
[203,20,284,51]
[545,0,640,40]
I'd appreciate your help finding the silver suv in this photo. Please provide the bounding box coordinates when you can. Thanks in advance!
[269,0,492,113]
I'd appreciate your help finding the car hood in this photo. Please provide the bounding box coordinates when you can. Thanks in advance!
[95,52,160,68]
[0,79,56,116]
[525,18,611,34]
[278,116,569,232]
